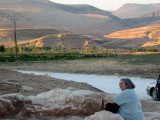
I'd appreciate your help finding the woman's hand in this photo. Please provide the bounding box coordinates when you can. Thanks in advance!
[108,98,115,104]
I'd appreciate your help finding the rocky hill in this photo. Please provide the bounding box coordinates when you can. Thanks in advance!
[113,3,160,18]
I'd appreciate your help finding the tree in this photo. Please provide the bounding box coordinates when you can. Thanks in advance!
[18,45,23,53]
[91,45,96,50]
[0,45,5,52]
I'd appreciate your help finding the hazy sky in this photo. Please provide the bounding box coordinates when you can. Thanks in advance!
[49,0,160,10]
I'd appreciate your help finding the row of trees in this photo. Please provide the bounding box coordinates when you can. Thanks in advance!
[0,44,111,54]
[0,44,159,54]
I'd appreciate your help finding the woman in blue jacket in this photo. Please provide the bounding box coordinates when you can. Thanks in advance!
[108,78,144,120]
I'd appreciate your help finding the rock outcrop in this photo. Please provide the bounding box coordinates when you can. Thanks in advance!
[0,88,110,117]
[26,88,110,116]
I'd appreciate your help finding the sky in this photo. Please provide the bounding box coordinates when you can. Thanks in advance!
[49,0,160,11]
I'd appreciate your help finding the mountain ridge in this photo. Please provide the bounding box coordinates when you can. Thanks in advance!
[113,3,160,18]
[0,0,125,35]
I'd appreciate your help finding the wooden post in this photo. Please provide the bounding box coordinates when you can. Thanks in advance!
[12,19,19,58]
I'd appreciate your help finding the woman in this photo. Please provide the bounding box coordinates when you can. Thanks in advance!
[108,78,144,120]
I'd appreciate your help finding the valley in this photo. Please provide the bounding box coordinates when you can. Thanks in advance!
[0,0,160,50]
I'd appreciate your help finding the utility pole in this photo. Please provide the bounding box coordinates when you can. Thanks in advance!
[12,19,19,58]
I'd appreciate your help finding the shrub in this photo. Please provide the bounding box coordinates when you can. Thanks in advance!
[148,48,158,52]
[0,45,5,52]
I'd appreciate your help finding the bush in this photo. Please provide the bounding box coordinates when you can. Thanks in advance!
[148,48,158,52]
[131,48,147,52]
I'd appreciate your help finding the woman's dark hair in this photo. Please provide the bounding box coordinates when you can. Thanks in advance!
[121,78,136,89]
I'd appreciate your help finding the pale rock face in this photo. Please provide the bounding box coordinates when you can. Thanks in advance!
[26,88,110,116]
[85,110,124,120]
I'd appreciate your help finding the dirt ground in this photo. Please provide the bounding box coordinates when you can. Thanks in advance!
[0,68,103,96]
[0,58,159,79]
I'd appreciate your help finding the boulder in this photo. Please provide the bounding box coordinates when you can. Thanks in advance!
[0,93,29,117]
[0,97,15,116]
[85,110,124,120]
[26,88,110,116]
[0,80,21,95]
[20,86,33,92]
[0,89,110,117]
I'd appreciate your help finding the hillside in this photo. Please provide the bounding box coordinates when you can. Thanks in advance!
[49,2,122,23]
[0,0,160,35]
[104,24,160,49]
[113,3,160,18]
[0,0,124,35]
[0,28,101,49]
[123,10,160,28]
